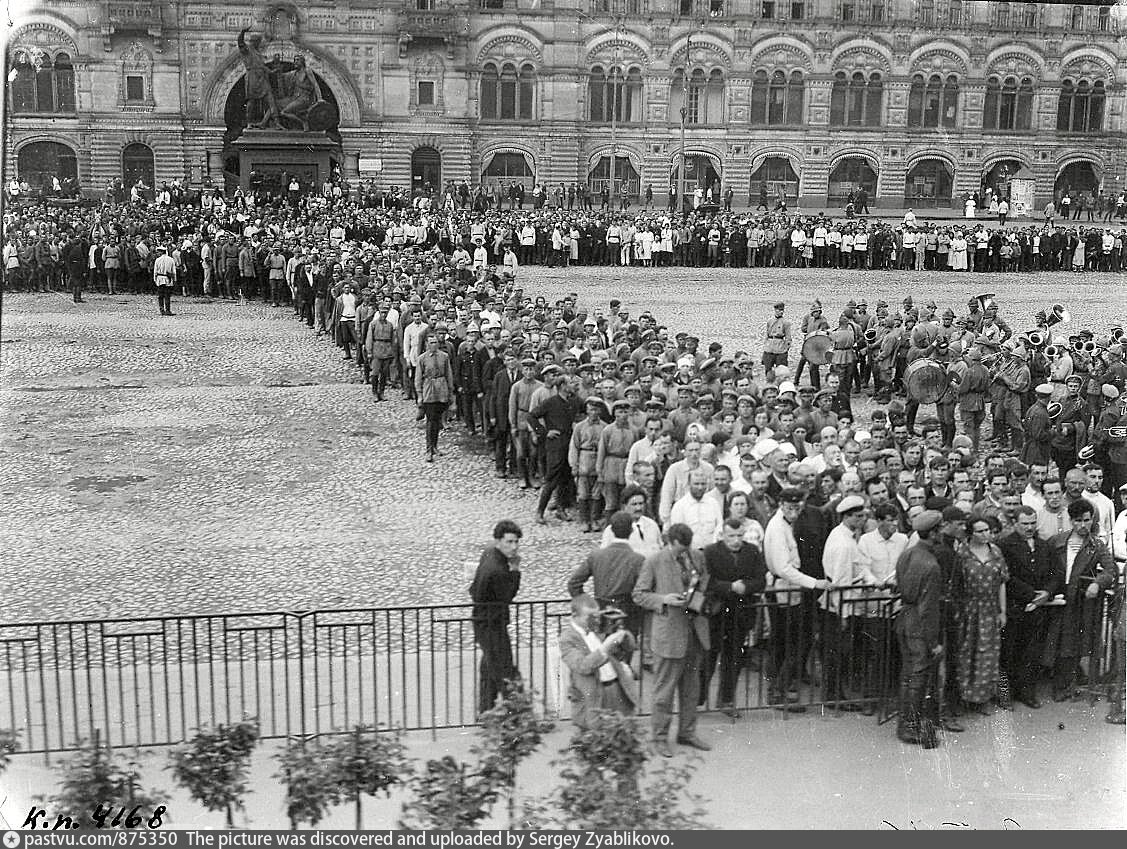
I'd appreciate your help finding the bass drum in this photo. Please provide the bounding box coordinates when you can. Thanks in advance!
[801,332,832,366]
[905,358,947,404]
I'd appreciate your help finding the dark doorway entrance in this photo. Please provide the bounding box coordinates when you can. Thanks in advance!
[412,147,442,195]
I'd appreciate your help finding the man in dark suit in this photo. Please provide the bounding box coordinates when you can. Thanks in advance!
[568,511,644,642]
[633,523,712,757]
[469,520,523,715]
[487,349,519,477]
[559,594,637,728]
[62,235,88,303]
[998,506,1061,708]
[699,519,767,716]
[1043,499,1117,700]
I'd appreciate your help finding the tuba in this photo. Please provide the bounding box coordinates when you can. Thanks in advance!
[1025,330,1045,349]
[1044,303,1071,327]
[1043,344,1060,359]
[1112,327,1125,344]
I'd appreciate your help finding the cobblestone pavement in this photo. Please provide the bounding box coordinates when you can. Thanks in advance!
[1,268,1121,623]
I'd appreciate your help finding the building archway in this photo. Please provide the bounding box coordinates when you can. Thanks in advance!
[17,140,78,192]
[828,156,877,204]
[1054,160,1100,199]
[483,151,535,192]
[982,158,1024,200]
[749,156,799,206]
[588,155,640,200]
[905,158,954,208]
[411,147,442,195]
[670,154,721,199]
[122,142,155,191]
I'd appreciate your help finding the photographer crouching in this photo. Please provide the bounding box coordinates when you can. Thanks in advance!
[560,594,639,728]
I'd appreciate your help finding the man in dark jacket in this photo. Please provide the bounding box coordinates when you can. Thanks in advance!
[62,235,88,303]
[568,510,645,644]
[999,506,1062,708]
[469,519,523,715]
[1021,384,1053,466]
[529,371,581,524]
[699,519,767,716]
[894,510,946,748]
[487,349,519,477]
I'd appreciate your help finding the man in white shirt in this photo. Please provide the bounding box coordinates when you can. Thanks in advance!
[625,417,662,486]
[658,440,714,525]
[821,495,869,704]
[1081,465,1116,544]
[1036,477,1071,541]
[855,501,907,711]
[601,485,662,559]
[763,487,831,708]
[401,311,428,400]
[669,470,723,550]
[1021,463,1048,514]
[1112,490,1127,571]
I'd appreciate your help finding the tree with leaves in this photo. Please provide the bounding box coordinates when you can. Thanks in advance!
[522,710,709,830]
[46,731,166,829]
[0,729,18,776]
[472,681,554,829]
[324,725,410,830]
[400,683,552,829]
[168,720,259,828]
[275,738,338,830]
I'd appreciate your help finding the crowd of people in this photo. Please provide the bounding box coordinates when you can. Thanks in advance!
[3,186,1125,755]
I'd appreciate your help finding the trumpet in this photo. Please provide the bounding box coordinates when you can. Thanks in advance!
[1107,426,1127,439]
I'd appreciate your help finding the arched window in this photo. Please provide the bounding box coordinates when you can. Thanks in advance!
[7,49,75,114]
[983,75,1033,131]
[910,73,959,128]
[480,63,499,118]
[588,65,642,123]
[1057,78,1106,132]
[908,74,925,127]
[832,70,882,126]
[122,142,155,190]
[676,67,725,125]
[753,69,803,125]
[480,62,535,120]
[17,140,78,191]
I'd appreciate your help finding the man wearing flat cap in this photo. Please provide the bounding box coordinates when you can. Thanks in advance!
[763,301,792,373]
[893,509,945,748]
[1020,384,1053,467]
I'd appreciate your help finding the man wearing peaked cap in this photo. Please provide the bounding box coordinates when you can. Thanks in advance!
[893,508,946,748]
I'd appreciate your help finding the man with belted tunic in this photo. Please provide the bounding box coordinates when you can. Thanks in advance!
[508,357,544,490]
[762,301,793,374]
[597,400,637,526]
[571,397,608,533]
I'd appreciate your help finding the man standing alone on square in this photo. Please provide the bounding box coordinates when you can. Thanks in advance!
[470,520,524,715]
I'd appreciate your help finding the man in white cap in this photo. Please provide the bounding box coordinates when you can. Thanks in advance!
[820,494,868,707]
[1020,384,1053,467]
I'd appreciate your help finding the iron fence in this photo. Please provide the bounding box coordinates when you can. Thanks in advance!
[1,585,1119,758]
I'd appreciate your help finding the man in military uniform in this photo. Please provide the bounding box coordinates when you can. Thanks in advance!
[597,400,637,526]
[894,510,945,748]
[508,357,544,489]
[762,302,792,374]
[795,300,830,389]
[571,397,608,533]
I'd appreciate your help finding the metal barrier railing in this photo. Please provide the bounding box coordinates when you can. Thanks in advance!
[1,585,1118,757]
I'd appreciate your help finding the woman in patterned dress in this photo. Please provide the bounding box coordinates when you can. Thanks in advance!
[957,515,1009,714]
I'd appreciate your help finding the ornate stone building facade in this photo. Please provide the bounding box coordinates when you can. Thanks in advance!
[6,0,1126,207]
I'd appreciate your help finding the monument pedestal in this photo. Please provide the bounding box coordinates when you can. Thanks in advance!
[232,129,340,193]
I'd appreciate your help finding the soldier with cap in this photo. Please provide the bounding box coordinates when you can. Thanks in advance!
[763,302,793,373]
[571,397,609,532]
[530,372,582,524]
[597,399,639,526]
[509,357,544,489]
[893,509,946,747]
[795,300,830,389]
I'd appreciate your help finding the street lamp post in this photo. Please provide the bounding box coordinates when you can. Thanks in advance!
[677,32,691,219]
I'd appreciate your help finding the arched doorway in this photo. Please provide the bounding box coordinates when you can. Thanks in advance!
[122,143,155,192]
[905,159,954,208]
[749,156,799,206]
[670,155,721,199]
[411,147,442,195]
[483,152,534,192]
[828,157,877,204]
[982,159,1024,201]
[1054,161,1100,199]
[588,155,640,200]
[17,140,78,194]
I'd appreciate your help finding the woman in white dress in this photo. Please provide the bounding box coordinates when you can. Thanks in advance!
[659,224,674,266]
[949,230,968,270]
[637,227,654,266]
[964,196,976,219]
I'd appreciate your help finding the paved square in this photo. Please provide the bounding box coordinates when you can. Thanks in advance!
[0,267,1120,622]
